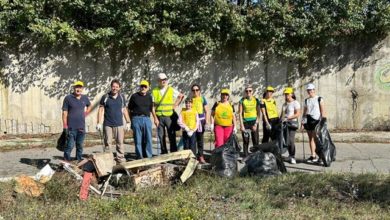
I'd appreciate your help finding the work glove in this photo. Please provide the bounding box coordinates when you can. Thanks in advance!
[96,124,103,132]
[187,131,194,137]
[266,123,272,131]
[63,128,69,137]
[320,117,327,126]
[125,123,131,131]
[209,124,214,131]
[233,126,237,134]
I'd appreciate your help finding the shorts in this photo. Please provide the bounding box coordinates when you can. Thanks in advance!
[303,115,320,131]
[243,120,257,129]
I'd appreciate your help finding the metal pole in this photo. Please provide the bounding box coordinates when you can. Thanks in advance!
[302,129,306,160]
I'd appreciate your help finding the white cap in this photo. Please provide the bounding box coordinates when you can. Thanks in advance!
[306,83,315,90]
[158,73,168,80]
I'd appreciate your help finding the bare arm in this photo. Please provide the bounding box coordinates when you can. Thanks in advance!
[85,105,92,116]
[123,108,130,123]
[238,103,244,130]
[204,105,210,125]
[152,103,159,127]
[260,107,269,125]
[319,100,326,118]
[210,110,215,126]
[97,106,104,124]
[288,108,301,120]
[174,92,184,109]
[62,111,68,128]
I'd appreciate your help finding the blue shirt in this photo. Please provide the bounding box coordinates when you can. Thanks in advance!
[99,93,126,127]
[62,94,91,130]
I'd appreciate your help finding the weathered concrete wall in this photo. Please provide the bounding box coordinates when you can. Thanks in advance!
[1,35,390,133]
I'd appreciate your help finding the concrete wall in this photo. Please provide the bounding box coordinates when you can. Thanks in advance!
[1,35,390,133]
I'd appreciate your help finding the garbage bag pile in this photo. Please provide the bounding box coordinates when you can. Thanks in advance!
[315,121,336,167]
[242,150,282,177]
[211,134,241,178]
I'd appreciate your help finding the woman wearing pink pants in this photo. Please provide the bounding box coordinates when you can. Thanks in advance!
[210,89,237,148]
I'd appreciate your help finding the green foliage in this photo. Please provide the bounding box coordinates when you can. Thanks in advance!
[0,0,389,60]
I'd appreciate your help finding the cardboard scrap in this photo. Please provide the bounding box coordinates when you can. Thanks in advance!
[14,175,44,197]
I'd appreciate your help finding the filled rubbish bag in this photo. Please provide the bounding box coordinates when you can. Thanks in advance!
[315,120,336,167]
[242,150,282,177]
[250,141,287,173]
[56,129,68,152]
[211,134,241,178]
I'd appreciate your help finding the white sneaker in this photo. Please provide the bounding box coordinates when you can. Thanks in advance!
[289,157,296,164]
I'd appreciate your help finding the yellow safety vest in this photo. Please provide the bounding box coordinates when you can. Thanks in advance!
[192,96,204,115]
[181,108,197,130]
[242,97,258,122]
[262,98,278,119]
[214,102,234,126]
[152,87,174,117]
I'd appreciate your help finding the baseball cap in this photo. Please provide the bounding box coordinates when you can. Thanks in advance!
[158,73,168,80]
[283,87,294,94]
[140,80,149,87]
[73,81,84,87]
[266,86,275,92]
[306,83,315,90]
[221,88,230,95]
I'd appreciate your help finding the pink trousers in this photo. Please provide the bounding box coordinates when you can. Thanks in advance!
[214,125,233,148]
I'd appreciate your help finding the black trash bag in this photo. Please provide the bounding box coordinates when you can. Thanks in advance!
[274,122,289,154]
[243,150,282,177]
[211,134,241,178]
[250,141,287,173]
[315,120,336,167]
[56,129,68,152]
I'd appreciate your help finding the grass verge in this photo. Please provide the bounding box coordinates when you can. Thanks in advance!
[0,172,389,219]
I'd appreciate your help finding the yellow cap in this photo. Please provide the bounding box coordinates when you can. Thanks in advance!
[266,86,275,92]
[140,80,149,87]
[221,89,230,95]
[73,81,84,87]
[283,87,294,94]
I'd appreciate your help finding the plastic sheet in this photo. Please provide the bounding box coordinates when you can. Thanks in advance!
[211,134,241,178]
[315,121,336,167]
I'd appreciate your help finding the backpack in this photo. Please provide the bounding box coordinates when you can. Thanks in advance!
[103,93,126,108]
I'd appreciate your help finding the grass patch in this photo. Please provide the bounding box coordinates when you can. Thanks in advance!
[0,172,389,219]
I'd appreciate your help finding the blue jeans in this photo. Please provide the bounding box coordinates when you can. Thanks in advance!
[64,128,85,161]
[131,116,153,159]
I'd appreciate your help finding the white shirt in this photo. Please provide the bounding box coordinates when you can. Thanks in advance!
[283,100,300,121]
[304,95,323,120]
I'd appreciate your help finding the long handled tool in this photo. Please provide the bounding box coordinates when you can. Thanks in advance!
[156,127,161,155]
[302,129,306,160]
[98,130,105,152]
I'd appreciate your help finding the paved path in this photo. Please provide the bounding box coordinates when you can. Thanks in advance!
[1,142,389,178]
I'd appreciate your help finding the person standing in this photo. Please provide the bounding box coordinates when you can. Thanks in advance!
[238,85,260,156]
[281,87,300,164]
[178,98,200,155]
[302,83,326,163]
[128,80,156,159]
[210,89,237,148]
[152,73,184,154]
[96,79,130,164]
[62,81,91,162]
[260,86,279,143]
[190,84,209,163]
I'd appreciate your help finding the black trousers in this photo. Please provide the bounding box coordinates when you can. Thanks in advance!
[262,118,280,143]
[183,131,197,156]
[287,128,296,157]
[195,119,206,157]
[157,116,177,154]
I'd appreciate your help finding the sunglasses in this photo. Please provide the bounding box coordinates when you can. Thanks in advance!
[192,89,200,92]
[245,90,252,92]
[159,78,167,82]
[140,85,148,88]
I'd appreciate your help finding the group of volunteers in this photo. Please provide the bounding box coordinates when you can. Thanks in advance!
[61,73,326,165]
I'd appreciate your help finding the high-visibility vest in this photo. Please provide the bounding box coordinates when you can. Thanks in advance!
[152,87,174,116]
[242,97,258,122]
[214,102,234,126]
[192,96,205,115]
[262,98,278,119]
[181,108,197,130]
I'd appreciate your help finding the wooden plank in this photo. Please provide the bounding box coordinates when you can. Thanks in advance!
[91,152,115,177]
[113,150,196,172]
[180,157,199,183]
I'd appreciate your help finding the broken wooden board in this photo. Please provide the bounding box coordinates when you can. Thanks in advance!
[91,152,115,177]
[112,150,197,183]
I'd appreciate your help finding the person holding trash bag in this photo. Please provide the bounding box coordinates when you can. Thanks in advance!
[96,79,131,164]
[152,73,184,154]
[280,87,300,164]
[210,89,237,148]
[301,83,326,163]
[238,85,261,156]
[62,81,91,162]
[190,84,209,163]
[128,80,156,159]
[178,97,201,155]
[260,86,280,143]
